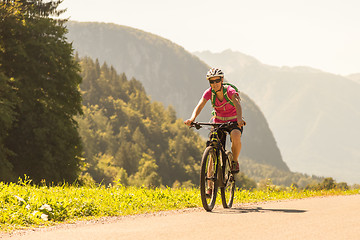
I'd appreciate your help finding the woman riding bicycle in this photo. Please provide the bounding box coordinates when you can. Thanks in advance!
[184,67,245,173]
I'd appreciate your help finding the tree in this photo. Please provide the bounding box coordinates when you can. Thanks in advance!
[129,153,162,187]
[0,73,17,180]
[319,177,336,190]
[0,0,83,183]
[236,172,257,189]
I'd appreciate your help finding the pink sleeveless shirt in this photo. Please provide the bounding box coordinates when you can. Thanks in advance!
[202,86,239,123]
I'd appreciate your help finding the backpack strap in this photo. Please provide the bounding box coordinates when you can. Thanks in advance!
[211,84,235,108]
[211,88,216,108]
[223,85,234,107]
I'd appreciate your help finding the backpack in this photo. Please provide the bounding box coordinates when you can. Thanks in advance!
[210,83,246,124]
[210,83,240,109]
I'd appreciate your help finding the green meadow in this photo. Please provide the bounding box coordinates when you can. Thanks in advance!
[1,178,359,232]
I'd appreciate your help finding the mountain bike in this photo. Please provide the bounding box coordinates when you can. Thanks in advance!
[191,121,237,212]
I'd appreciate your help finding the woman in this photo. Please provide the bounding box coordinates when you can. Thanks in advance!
[184,68,245,173]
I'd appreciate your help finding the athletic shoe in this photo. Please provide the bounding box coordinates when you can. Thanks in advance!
[206,188,212,198]
[231,161,240,173]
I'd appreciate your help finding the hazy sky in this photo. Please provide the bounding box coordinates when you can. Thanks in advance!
[58,0,360,75]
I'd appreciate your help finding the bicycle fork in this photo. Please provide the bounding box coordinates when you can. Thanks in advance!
[218,149,234,188]
[217,150,227,188]
[206,148,227,188]
[206,148,219,189]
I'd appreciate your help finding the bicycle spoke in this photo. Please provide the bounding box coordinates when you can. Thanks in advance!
[200,146,218,211]
[220,151,235,208]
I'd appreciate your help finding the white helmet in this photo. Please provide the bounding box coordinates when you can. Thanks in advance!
[206,68,224,80]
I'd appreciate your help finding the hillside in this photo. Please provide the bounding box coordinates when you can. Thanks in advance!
[194,49,360,184]
[347,73,360,84]
[76,57,206,187]
[65,21,289,172]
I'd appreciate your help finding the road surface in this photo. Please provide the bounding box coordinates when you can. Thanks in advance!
[2,194,360,240]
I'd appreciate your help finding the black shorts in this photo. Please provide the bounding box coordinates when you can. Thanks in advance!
[216,122,243,147]
[223,122,243,135]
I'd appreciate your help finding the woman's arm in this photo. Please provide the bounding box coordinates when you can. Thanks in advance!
[232,94,245,127]
[184,97,208,126]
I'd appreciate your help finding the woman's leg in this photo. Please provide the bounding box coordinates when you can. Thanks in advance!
[230,129,242,164]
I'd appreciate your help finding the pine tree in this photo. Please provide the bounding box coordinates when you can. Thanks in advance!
[0,0,83,183]
[0,73,17,180]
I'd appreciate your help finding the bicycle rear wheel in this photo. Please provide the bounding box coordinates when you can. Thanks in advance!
[200,146,218,211]
[220,151,235,208]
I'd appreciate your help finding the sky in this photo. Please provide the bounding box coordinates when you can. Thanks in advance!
[58,0,360,76]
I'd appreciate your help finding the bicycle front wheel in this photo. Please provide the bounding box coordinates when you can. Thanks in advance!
[200,146,218,212]
[220,151,235,208]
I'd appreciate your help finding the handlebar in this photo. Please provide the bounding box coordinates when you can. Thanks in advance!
[190,121,239,130]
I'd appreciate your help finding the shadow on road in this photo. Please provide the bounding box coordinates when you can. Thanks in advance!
[212,207,307,214]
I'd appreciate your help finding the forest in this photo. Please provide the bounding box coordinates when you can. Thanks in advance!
[0,0,204,187]
[77,57,204,187]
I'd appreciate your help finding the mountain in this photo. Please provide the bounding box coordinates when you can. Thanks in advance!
[65,21,289,172]
[347,73,360,84]
[194,49,360,184]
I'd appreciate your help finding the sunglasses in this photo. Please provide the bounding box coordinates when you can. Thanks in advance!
[209,78,222,84]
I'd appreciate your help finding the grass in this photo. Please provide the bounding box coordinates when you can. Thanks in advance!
[1,178,359,232]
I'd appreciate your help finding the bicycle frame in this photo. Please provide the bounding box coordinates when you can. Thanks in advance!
[192,122,233,185]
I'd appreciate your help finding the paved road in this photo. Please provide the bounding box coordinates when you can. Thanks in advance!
[3,194,360,240]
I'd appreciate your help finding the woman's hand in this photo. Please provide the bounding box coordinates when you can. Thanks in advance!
[238,119,246,127]
[184,119,194,126]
